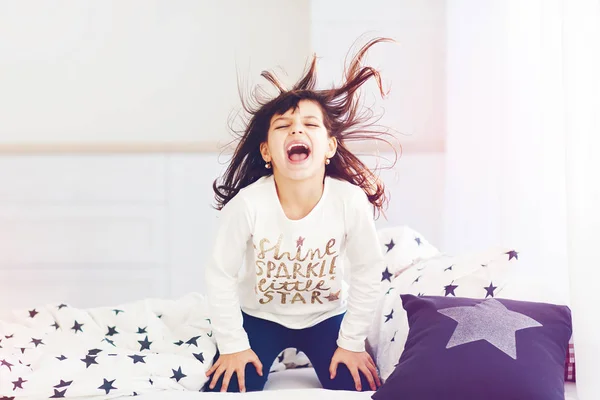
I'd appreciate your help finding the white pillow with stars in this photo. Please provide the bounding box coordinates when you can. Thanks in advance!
[367,226,440,358]
[372,247,520,381]
[377,226,440,284]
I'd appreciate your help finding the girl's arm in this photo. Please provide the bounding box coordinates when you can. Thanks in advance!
[205,195,253,354]
[338,189,384,352]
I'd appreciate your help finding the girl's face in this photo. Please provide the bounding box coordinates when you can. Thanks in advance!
[261,99,337,182]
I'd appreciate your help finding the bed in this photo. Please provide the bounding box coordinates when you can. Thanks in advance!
[126,368,579,399]
[0,227,579,399]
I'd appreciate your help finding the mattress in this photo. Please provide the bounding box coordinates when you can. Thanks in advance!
[131,368,370,399]
[130,368,579,399]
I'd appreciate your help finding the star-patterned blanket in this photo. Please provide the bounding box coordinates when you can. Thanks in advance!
[0,293,216,399]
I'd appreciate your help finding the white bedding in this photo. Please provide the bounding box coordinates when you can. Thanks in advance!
[0,288,579,400]
[132,369,373,399]
[131,368,579,400]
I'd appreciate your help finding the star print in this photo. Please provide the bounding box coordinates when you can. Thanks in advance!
[385,239,395,253]
[103,338,116,346]
[444,265,453,272]
[194,352,205,363]
[149,378,154,385]
[137,327,147,334]
[506,250,519,261]
[12,377,27,390]
[88,349,102,356]
[207,332,213,337]
[186,336,201,347]
[444,282,458,296]
[206,318,211,324]
[438,298,542,359]
[5,334,13,339]
[71,320,84,333]
[50,389,67,398]
[1,359,14,371]
[19,348,26,354]
[98,378,117,394]
[415,237,422,246]
[51,321,60,330]
[28,309,39,318]
[106,326,119,336]
[138,335,152,351]
[81,355,98,368]
[129,354,146,364]
[484,282,498,298]
[381,267,393,282]
[384,309,394,322]
[413,275,422,284]
[385,287,393,295]
[0,396,15,400]
[417,292,424,296]
[30,338,44,347]
[57,304,68,310]
[54,380,72,388]
[174,340,184,346]
[481,264,488,268]
[56,355,67,361]
[113,309,124,315]
[296,236,305,247]
[391,331,397,342]
[171,366,187,382]
[324,290,341,302]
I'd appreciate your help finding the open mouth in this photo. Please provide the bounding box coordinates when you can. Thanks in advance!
[286,142,311,163]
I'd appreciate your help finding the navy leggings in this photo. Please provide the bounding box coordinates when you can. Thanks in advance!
[205,312,372,392]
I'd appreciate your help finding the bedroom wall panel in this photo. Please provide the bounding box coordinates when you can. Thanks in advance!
[0,156,169,308]
[0,152,445,308]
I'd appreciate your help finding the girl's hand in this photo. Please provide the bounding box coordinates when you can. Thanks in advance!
[205,349,263,392]
[329,347,381,391]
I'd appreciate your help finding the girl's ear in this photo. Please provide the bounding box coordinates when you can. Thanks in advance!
[260,142,271,162]
[327,136,338,158]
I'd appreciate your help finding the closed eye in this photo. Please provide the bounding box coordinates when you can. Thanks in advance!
[275,123,319,129]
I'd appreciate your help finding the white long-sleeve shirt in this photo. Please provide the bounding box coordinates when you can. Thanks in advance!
[205,175,384,354]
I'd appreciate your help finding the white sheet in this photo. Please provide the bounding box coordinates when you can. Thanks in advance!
[130,369,579,400]
[566,383,578,400]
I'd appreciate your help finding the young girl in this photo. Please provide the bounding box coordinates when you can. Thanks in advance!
[205,37,396,393]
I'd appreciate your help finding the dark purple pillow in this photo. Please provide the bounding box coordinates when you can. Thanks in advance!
[372,295,572,400]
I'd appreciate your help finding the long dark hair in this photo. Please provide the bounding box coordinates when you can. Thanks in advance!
[213,37,399,216]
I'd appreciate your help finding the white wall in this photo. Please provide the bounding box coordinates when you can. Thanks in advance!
[443,0,570,303]
[0,1,447,308]
[310,0,446,148]
[0,0,310,144]
[0,153,444,309]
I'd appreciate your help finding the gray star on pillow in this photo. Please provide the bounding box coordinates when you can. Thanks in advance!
[438,298,542,359]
